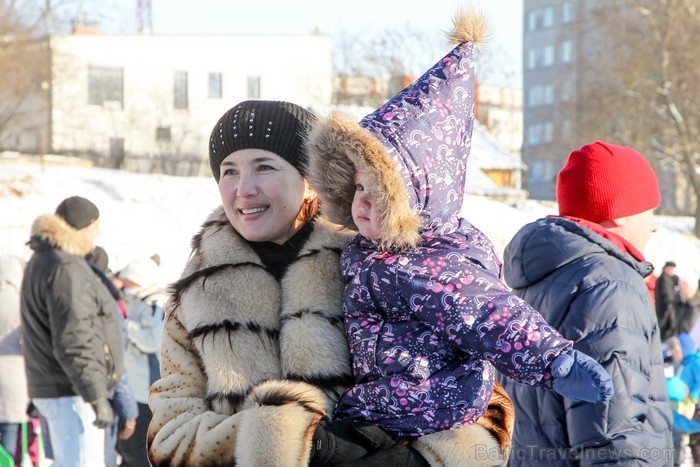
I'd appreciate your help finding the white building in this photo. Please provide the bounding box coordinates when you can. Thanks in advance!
[5,31,332,164]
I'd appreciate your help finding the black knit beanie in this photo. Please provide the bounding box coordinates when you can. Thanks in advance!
[55,196,100,229]
[209,100,316,182]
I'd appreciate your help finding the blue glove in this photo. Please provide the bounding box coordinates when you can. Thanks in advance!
[551,349,614,403]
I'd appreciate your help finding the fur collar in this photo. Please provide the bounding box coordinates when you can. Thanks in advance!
[29,214,94,257]
[169,207,355,414]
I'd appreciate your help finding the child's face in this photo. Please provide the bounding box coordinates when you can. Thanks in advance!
[352,166,382,241]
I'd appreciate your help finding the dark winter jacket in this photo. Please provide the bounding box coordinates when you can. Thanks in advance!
[656,272,680,341]
[20,214,124,404]
[501,216,673,466]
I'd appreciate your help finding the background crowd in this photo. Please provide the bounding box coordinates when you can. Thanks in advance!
[0,197,167,467]
[2,9,700,467]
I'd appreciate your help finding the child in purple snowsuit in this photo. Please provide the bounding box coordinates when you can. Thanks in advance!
[306,9,614,462]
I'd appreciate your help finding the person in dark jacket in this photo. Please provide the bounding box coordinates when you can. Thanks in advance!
[21,196,125,467]
[85,247,139,467]
[500,141,674,465]
[657,261,681,340]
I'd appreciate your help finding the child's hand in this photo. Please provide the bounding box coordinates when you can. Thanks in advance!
[551,350,614,402]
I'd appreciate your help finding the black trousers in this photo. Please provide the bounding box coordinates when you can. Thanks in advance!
[116,402,152,467]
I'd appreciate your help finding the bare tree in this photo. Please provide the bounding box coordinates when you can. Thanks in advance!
[631,0,700,236]
[332,24,514,110]
[0,1,52,150]
[570,0,700,235]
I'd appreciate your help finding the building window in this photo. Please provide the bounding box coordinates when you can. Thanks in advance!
[562,2,575,23]
[527,124,542,145]
[526,46,555,69]
[543,45,555,66]
[527,11,537,31]
[247,76,260,99]
[174,70,188,110]
[528,11,538,32]
[543,84,554,104]
[560,41,573,63]
[528,85,542,107]
[88,66,123,107]
[544,122,553,143]
[156,126,171,142]
[208,72,222,99]
[529,84,554,107]
[528,7,555,31]
[543,7,554,28]
[527,122,553,145]
[528,160,554,183]
[527,49,536,69]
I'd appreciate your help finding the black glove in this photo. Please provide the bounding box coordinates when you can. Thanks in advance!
[551,349,614,403]
[310,420,369,466]
[26,401,41,419]
[91,397,114,429]
[351,423,399,451]
[337,444,430,467]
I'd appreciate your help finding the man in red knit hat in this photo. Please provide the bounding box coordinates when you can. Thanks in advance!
[499,141,673,464]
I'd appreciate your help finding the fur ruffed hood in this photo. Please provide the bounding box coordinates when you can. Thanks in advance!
[28,214,94,257]
[306,10,488,252]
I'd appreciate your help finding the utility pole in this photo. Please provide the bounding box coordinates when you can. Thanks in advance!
[136,0,152,34]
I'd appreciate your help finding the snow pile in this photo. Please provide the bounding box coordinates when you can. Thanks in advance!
[1,159,699,289]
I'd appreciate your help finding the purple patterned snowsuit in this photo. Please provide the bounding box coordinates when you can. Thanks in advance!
[331,36,573,438]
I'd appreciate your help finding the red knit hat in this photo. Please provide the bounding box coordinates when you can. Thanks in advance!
[556,141,660,222]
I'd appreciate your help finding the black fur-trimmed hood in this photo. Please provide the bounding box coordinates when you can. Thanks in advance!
[28,214,94,257]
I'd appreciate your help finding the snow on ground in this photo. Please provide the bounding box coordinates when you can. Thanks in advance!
[1,158,700,289]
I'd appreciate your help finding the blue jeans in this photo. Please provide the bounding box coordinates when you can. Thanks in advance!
[0,422,19,459]
[33,396,105,467]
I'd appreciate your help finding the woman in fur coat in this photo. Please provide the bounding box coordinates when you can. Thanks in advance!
[147,98,527,466]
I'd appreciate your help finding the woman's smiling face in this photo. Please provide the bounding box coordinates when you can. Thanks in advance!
[218,148,309,244]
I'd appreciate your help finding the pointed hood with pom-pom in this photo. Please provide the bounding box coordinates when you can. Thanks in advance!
[306,9,487,252]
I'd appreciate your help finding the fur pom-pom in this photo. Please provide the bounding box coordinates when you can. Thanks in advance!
[447,7,491,48]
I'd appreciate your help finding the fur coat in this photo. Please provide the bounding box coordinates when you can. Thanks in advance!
[148,207,517,466]
[148,209,353,465]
